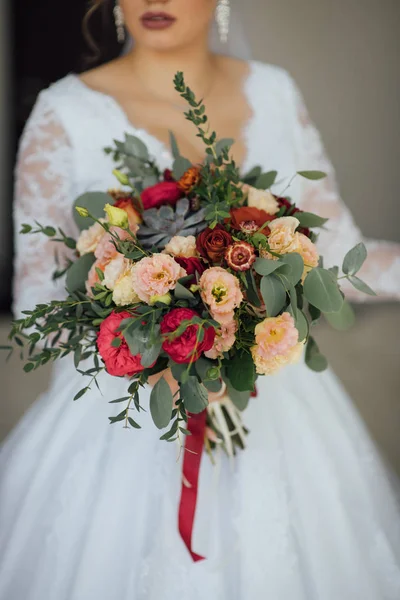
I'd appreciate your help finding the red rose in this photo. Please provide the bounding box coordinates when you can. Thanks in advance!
[196,224,233,264]
[160,308,215,364]
[174,256,206,282]
[230,207,276,235]
[97,311,145,377]
[141,181,183,210]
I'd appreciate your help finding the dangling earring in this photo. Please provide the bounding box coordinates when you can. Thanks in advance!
[114,1,125,43]
[216,0,230,44]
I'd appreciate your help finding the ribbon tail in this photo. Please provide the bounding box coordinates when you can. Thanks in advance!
[178,410,207,562]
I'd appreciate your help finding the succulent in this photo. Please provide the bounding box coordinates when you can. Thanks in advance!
[137,198,207,249]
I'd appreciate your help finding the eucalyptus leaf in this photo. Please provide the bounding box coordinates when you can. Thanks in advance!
[174,282,196,301]
[181,376,209,414]
[173,156,192,179]
[288,307,309,342]
[226,352,256,393]
[324,300,356,330]
[66,253,96,293]
[73,192,112,230]
[295,212,329,229]
[279,253,304,286]
[140,339,162,368]
[224,376,251,411]
[342,242,367,276]
[347,275,377,296]
[195,358,223,393]
[303,268,344,313]
[305,337,328,372]
[215,138,234,157]
[124,133,149,160]
[297,170,327,181]
[244,269,261,307]
[260,274,287,317]
[254,257,283,277]
[169,131,180,159]
[150,376,173,429]
[254,170,278,190]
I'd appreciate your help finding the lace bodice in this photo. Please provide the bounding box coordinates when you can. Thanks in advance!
[13,61,400,317]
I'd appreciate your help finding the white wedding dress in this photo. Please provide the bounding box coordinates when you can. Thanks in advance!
[1,61,400,600]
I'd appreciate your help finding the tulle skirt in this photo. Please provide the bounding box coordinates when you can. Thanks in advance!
[0,357,399,600]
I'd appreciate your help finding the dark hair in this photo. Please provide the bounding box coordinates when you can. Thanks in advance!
[82,0,121,68]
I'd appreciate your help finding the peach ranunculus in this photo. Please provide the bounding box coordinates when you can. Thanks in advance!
[266,216,301,257]
[205,320,237,359]
[131,253,186,304]
[199,267,243,325]
[251,312,304,375]
[94,227,131,264]
[296,232,319,282]
[246,187,280,215]
[76,221,106,256]
[163,235,198,258]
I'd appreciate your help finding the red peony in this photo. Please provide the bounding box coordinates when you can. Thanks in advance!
[141,181,183,210]
[160,308,215,364]
[97,311,145,377]
[174,256,206,282]
[196,224,233,264]
[230,207,276,235]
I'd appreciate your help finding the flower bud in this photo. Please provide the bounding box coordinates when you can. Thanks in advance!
[189,284,201,293]
[149,293,172,306]
[206,367,220,381]
[75,206,89,218]
[112,169,130,186]
[104,203,129,229]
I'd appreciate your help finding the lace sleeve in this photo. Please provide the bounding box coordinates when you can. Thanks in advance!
[292,81,400,302]
[13,93,78,318]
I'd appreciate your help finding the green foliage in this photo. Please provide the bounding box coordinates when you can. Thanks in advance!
[180,376,209,413]
[260,274,287,317]
[225,351,256,392]
[253,170,278,190]
[150,376,173,429]
[295,212,329,229]
[305,336,328,372]
[303,268,344,313]
[66,254,96,293]
[324,300,356,330]
[297,170,327,181]
[342,242,367,276]
[73,192,112,230]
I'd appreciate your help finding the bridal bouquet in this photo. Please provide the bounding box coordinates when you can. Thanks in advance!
[7,73,374,458]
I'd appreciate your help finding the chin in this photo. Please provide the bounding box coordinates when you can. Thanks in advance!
[135,30,202,54]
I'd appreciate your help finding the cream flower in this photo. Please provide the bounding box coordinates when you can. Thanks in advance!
[163,235,197,258]
[247,187,279,215]
[113,270,140,306]
[296,233,319,282]
[267,216,300,256]
[250,313,304,375]
[76,221,105,256]
[131,253,186,304]
[199,267,243,325]
[103,253,130,291]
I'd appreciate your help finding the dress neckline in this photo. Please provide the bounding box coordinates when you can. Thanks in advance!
[68,60,258,174]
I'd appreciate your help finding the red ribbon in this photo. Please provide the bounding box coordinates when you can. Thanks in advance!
[178,410,206,562]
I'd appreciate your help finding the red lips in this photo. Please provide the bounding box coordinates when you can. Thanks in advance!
[140,11,176,30]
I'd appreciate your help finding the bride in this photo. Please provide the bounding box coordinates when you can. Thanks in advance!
[1,1,400,598]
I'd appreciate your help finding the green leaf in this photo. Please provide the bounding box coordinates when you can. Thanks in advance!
[73,192,112,230]
[173,156,192,179]
[128,417,141,429]
[260,274,287,317]
[303,268,344,313]
[195,358,223,393]
[74,387,89,401]
[324,300,356,330]
[111,337,122,348]
[254,170,278,190]
[109,396,131,404]
[305,337,328,372]
[215,138,234,157]
[342,242,367,276]
[297,170,327,181]
[23,363,35,373]
[253,257,282,277]
[244,269,261,307]
[224,376,251,411]
[174,282,196,301]
[226,352,256,392]
[124,133,149,160]
[169,131,180,159]
[295,212,329,228]
[180,377,209,414]
[347,275,377,296]
[140,339,162,368]
[43,226,56,237]
[308,304,321,325]
[66,253,96,293]
[150,376,173,429]
[170,362,188,382]
[279,253,304,286]
[288,307,309,342]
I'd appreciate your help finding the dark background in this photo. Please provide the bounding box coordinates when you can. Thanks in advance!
[1,0,120,313]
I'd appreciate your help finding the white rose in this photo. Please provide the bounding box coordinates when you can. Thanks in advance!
[113,271,140,306]
[163,235,197,258]
[103,254,129,291]
[247,187,279,215]
[76,221,105,255]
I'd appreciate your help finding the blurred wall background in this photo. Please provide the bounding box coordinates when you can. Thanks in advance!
[1,0,399,469]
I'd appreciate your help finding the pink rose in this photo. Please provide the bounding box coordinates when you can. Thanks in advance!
[131,253,186,304]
